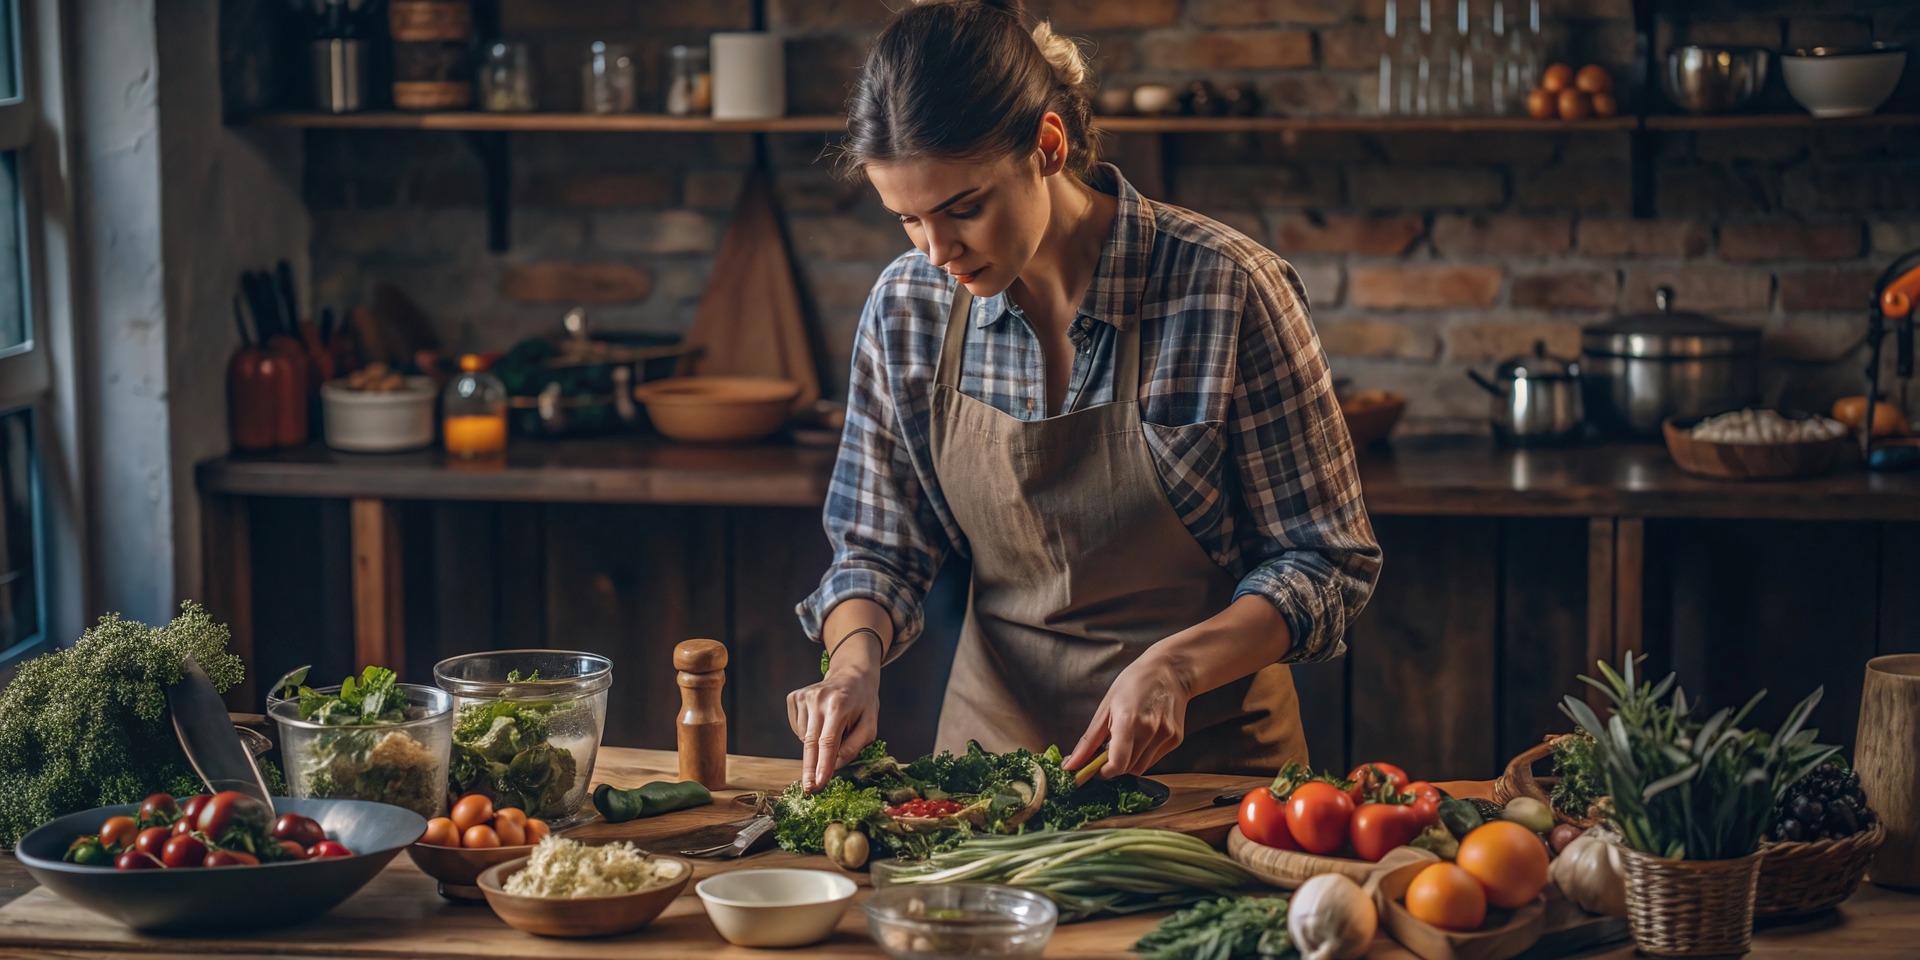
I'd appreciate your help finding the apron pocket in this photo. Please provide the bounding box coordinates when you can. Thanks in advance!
[1141,419,1229,547]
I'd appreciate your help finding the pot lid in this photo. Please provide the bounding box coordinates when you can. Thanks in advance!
[1582,286,1761,358]
[1496,340,1580,380]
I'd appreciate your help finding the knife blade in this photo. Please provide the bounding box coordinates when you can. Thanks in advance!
[166,656,275,813]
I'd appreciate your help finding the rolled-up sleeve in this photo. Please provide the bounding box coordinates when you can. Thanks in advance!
[1227,257,1382,662]
[795,285,951,657]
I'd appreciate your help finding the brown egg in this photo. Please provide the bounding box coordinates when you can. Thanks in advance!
[1575,64,1613,94]
[1557,88,1592,120]
[1590,91,1619,117]
[1526,88,1557,119]
[1541,63,1575,93]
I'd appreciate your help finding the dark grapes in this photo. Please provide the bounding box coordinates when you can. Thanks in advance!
[1769,759,1875,843]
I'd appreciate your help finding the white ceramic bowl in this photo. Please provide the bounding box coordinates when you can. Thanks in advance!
[320,376,436,452]
[1781,43,1907,119]
[695,868,857,948]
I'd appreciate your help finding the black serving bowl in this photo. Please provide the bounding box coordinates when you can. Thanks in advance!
[15,797,426,934]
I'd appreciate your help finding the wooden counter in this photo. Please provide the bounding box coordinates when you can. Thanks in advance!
[1,748,1915,958]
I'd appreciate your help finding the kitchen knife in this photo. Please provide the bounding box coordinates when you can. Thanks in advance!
[166,656,275,813]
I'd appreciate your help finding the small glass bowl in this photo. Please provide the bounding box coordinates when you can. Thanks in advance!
[269,684,453,820]
[432,650,612,828]
[865,883,1058,959]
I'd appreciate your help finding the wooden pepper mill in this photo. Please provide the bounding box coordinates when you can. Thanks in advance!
[674,639,728,790]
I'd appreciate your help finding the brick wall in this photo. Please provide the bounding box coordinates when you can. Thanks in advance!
[309,0,1920,433]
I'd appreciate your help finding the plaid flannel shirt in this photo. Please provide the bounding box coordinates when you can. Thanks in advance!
[797,163,1381,664]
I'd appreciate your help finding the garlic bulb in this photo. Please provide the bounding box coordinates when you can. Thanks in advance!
[1551,833,1627,917]
[1288,873,1377,960]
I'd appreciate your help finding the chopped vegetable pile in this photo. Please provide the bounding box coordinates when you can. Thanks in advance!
[503,835,686,899]
[448,682,580,821]
[281,666,444,819]
[1133,895,1295,959]
[772,740,1156,865]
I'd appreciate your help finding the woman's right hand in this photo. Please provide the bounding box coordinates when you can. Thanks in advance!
[787,661,880,792]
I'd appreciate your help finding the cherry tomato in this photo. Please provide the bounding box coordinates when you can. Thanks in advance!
[138,793,179,825]
[278,840,309,860]
[1352,801,1431,861]
[204,849,260,867]
[134,826,172,859]
[271,813,326,848]
[422,817,461,847]
[115,850,164,870]
[1238,787,1299,850]
[1285,781,1355,856]
[525,819,550,844]
[162,833,208,868]
[171,819,195,837]
[98,815,140,852]
[494,816,527,847]
[308,841,354,859]
[198,791,270,843]
[451,794,495,832]
[1346,762,1411,804]
[1405,781,1443,826]
[462,824,501,849]
[179,794,212,824]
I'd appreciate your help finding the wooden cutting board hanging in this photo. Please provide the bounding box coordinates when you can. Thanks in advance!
[680,169,821,412]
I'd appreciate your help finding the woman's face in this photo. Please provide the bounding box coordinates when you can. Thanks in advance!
[865,132,1059,298]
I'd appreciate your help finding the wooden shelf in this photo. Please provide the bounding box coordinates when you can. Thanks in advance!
[237,111,850,133]
[1643,111,1920,130]
[1094,115,1638,133]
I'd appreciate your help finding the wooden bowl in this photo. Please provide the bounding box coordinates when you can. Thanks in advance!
[634,376,801,444]
[1375,860,1547,960]
[477,854,692,939]
[1227,826,1438,889]
[406,842,536,900]
[1341,391,1408,449]
[1662,415,1848,481]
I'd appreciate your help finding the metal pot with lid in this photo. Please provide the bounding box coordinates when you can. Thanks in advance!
[1468,340,1585,446]
[1581,286,1759,438]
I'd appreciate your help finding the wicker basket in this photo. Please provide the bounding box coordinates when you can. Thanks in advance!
[1619,847,1763,957]
[1755,820,1885,918]
[1493,734,1604,828]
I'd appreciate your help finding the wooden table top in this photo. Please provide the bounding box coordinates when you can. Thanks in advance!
[196,434,1920,520]
[0,748,1914,958]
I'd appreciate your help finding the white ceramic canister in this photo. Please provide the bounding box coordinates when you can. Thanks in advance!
[710,32,785,120]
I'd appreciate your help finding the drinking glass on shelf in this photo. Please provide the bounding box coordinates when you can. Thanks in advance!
[479,41,535,112]
[1395,0,1437,115]
[665,44,712,116]
[1374,0,1398,116]
[582,41,637,114]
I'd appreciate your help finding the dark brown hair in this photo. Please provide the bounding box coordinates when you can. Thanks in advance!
[837,0,1099,181]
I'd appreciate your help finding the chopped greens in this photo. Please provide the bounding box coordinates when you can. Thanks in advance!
[448,698,578,820]
[1134,895,1296,959]
[283,665,443,819]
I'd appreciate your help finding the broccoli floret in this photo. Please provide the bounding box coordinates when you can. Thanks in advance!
[0,602,279,849]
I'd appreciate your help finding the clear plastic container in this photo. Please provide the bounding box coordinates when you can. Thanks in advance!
[269,684,454,820]
[432,650,612,828]
[865,883,1058,959]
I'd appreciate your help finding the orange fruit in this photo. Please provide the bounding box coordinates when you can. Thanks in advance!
[1456,821,1550,909]
[1526,88,1556,119]
[1541,63,1574,93]
[1557,88,1592,120]
[1590,91,1619,118]
[1405,862,1488,931]
[1575,64,1613,93]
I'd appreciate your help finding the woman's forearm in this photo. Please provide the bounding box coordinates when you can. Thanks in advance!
[1143,594,1294,700]
[820,598,895,677]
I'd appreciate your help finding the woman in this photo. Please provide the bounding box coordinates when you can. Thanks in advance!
[787,0,1381,790]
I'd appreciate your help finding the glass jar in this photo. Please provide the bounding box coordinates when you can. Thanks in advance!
[666,44,711,116]
[582,41,637,114]
[480,40,536,112]
[433,650,613,829]
[443,354,507,459]
[269,684,454,820]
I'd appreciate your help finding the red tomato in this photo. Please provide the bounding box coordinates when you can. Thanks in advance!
[197,791,270,842]
[134,826,172,859]
[1238,788,1298,850]
[308,840,354,859]
[204,849,260,867]
[162,833,208,868]
[179,794,212,824]
[98,815,140,852]
[115,851,163,870]
[1346,762,1412,803]
[1285,782,1354,855]
[278,840,309,860]
[1352,801,1430,861]
[171,819,195,837]
[138,793,178,825]
[271,813,326,848]
[1405,781,1443,826]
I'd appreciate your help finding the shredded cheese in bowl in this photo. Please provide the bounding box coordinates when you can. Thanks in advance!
[503,835,687,899]
[1688,409,1846,445]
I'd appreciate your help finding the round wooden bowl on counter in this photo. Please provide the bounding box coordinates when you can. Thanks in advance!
[407,841,536,900]
[477,854,691,939]
[634,376,801,444]
[1340,390,1408,449]
[1662,415,1850,481]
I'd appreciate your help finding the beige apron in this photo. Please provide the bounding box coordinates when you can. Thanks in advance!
[928,286,1308,777]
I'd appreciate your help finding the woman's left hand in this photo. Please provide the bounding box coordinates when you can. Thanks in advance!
[1064,652,1193,777]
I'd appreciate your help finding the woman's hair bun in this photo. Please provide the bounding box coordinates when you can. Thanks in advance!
[1030,20,1090,91]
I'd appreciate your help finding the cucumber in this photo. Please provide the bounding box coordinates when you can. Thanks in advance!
[1438,797,1484,839]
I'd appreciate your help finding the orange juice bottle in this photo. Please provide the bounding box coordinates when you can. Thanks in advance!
[443,354,507,459]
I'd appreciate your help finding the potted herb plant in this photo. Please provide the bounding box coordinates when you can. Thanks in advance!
[1560,656,1837,958]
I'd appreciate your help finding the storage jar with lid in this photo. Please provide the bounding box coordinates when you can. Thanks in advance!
[444,354,507,459]
[1580,286,1760,438]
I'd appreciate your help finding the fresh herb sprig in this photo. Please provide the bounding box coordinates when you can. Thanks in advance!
[1133,895,1295,960]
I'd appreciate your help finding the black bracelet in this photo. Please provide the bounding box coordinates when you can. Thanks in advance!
[822,627,883,675]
